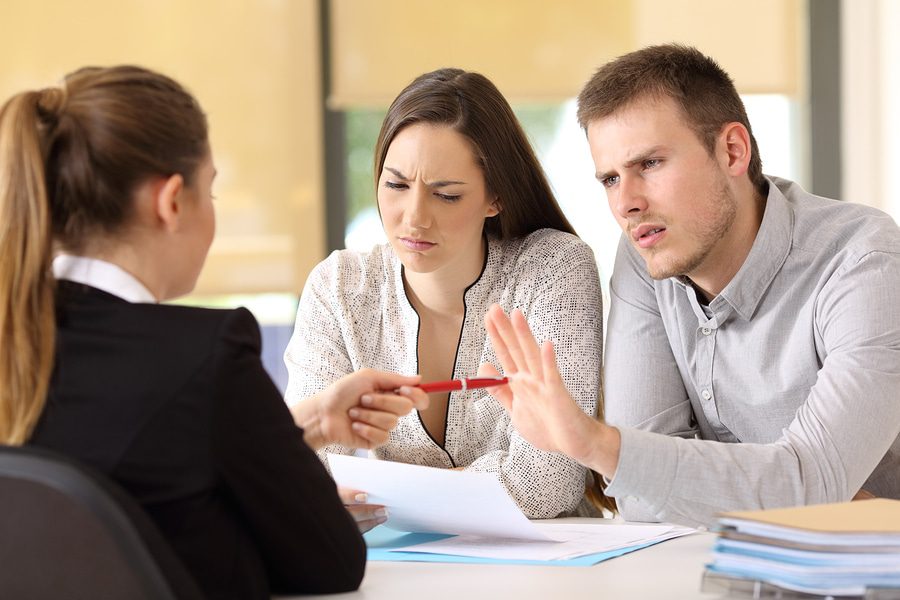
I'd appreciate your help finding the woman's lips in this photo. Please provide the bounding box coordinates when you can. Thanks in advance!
[399,237,436,251]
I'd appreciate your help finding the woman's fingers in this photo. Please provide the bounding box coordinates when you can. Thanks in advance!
[337,486,368,504]
[349,421,390,448]
[343,500,388,533]
[396,385,430,411]
[348,406,400,432]
[360,392,415,417]
[358,369,422,392]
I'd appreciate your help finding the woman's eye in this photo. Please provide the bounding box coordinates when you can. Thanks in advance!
[384,181,407,190]
[436,193,461,202]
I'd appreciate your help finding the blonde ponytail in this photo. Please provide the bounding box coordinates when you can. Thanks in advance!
[0,66,208,444]
[0,91,57,444]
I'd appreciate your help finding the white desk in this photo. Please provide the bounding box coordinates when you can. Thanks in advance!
[283,520,722,600]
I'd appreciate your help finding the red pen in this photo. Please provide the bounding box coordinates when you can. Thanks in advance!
[418,376,509,394]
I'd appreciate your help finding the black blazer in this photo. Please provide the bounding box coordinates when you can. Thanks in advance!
[29,281,365,600]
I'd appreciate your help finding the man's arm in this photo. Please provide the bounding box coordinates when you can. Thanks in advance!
[484,249,900,528]
[603,235,697,521]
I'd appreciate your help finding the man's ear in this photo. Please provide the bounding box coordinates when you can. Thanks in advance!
[153,174,185,233]
[719,122,752,177]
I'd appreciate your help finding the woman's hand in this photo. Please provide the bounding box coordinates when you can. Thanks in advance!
[480,305,619,475]
[294,369,429,450]
[338,487,388,533]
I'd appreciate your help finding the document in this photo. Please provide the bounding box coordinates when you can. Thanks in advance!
[397,521,693,561]
[329,454,696,562]
[328,453,555,541]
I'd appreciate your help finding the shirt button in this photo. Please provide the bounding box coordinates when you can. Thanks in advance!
[701,327,712,335]
[701,389,712,400]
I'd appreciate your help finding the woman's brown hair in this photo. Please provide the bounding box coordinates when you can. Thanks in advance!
[0,65,207,444]
[373,68,576,239]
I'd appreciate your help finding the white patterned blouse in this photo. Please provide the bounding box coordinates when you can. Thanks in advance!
[284,228,602,518]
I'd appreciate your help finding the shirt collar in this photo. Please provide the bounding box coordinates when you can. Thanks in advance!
[392,235,495,314]
[715,177,794,321]
[53,255,158,304]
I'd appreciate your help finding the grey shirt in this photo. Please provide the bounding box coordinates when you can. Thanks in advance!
[603,176,900,528]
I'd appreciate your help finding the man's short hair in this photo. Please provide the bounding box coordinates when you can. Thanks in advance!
[577,44,767,196]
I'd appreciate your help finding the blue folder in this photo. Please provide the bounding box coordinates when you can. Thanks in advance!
[365,525,666,566]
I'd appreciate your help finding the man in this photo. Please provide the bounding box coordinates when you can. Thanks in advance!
[479,44,900,527]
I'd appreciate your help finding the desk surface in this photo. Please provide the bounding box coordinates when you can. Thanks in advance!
[285,520,722,600]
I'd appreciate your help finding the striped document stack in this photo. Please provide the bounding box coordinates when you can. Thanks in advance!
[702,499,900,598]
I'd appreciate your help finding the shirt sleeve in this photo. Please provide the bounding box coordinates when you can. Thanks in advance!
[466,237,602,518]
[602,235,698,522]
[283,256,355,461]
[212,308,365,593]
[605,247,900,528]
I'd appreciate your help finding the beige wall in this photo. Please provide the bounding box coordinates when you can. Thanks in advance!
[1,0,809,298]
[330,0,803,107]
[0,0,324,296]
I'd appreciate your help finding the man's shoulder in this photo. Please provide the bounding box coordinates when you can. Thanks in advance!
[776,177,900,258]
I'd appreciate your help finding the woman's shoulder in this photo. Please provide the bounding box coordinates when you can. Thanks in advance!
[496,228,597,272]
[306,244,396,296]
[129,303,261,353]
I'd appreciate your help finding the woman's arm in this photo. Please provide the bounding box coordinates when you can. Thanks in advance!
[212,308,425,593]
[469,236,603,517]
[283,255,358,459]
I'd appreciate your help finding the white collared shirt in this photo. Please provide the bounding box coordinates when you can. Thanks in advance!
[53,255,157,303]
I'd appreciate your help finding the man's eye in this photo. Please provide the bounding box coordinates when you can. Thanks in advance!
[643,159,661,169]
[436,193,461,202]
[601,175,619,188]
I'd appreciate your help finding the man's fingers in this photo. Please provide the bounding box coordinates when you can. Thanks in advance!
[510,309,544,380]
[485,305,518,374]
[477,363,514,411]
[541,340,564,387]
[487,304,529,374]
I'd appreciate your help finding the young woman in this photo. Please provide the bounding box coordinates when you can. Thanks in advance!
[284,68,604,524]
[0,66,427,600]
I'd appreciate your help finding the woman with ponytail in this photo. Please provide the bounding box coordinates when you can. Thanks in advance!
[0,66,427,599]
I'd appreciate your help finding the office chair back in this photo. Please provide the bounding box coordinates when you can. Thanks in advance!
[0,445,204,600]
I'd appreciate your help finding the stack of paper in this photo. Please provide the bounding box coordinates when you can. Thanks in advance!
[328,454,694,565]
[705,499,900,597]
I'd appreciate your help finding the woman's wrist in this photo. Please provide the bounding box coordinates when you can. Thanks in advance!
[291,397,326,450]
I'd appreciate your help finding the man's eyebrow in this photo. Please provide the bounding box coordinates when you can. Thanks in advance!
[595,146,668,181]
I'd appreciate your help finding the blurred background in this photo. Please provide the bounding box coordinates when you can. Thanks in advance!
[2,0,897,390]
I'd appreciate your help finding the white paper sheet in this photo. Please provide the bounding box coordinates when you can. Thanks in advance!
[392,522,696,561]
[327,454,556,541]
